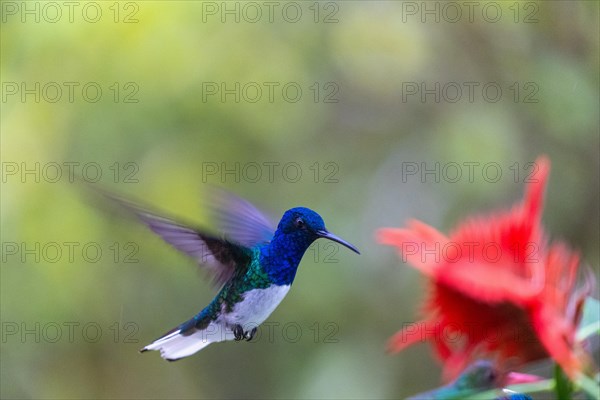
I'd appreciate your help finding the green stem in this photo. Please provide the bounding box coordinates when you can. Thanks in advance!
[503,379,555,394]
[464,379,554,400]
[464,368,600,400]
[554,363,573,400]
[576,372,600,400]
[575,321,600,341]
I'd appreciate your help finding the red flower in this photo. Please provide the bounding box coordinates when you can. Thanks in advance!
[378,156,594,380]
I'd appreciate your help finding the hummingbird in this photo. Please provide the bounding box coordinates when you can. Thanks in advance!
[407,360,541,400]
[96,187,360,361]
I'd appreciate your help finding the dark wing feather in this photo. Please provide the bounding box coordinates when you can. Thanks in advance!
[94,188,251,287]
[206,187,275,247]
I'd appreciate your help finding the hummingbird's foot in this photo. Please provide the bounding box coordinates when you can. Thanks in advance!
[233,324,245,341]
[232,324,257,341]
[244,327,257,342]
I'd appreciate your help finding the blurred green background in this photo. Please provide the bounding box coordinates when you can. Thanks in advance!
[1,1,598,399]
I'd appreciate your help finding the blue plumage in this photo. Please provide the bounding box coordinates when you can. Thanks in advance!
[260,207,328,285]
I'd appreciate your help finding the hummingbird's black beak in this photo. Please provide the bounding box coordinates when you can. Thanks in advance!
[316,230,360,254]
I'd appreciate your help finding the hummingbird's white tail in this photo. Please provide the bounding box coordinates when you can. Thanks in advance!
[141,322,229,361]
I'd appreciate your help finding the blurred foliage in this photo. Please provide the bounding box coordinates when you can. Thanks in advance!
[1,1,598,399]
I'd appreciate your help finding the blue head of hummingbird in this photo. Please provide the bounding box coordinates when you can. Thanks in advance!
[260,206,359,285]
[92,187,360,361]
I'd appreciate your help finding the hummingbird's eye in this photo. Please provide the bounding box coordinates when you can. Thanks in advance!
[295,217,305,229]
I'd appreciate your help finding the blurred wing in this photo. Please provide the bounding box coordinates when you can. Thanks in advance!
[93,188,250,287]
[207,187,275,247]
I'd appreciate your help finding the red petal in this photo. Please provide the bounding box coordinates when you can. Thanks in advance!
[387,319,437,354]
[522,156,550,227]
[377,220,449,277]
[438,260,541,305]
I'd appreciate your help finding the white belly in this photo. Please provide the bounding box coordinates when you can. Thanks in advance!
[222,284,290,328]
[144,284,291,360]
